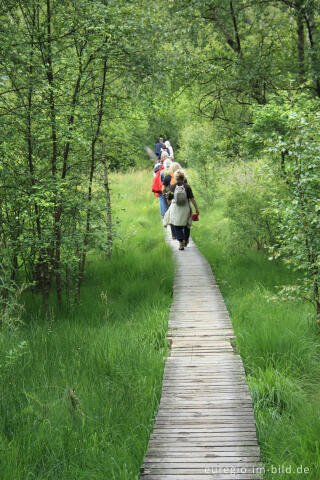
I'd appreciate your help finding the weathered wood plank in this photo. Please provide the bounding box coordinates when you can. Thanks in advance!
[141,475,262,480]
[147,444,260,450]
[143,459,261,465]
[152,428,258,434]
[146,446,260,452]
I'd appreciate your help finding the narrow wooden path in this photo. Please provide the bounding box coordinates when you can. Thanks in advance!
[140,234,263,480]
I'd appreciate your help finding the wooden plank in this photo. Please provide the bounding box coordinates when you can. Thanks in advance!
[168,330,234,334]
[148,442,259,447]
[141,467,263,475]
[146,446,260,452]
[164,376,248,379]
[154,432,256,436]
[149,435,258,441]
[149,435,259,441]
[141,475,262,480]
[161,380,249,385]
[158,402,253,407]
[155,412,255,418]
[143,459,261,464]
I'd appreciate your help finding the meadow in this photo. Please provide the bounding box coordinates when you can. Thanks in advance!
[0,171,174,480]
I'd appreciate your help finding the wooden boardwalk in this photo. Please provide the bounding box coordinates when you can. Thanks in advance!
[140,234,263,480]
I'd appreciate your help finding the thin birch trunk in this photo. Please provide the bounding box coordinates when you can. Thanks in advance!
[102,156,113,258]
[76,58,107,302]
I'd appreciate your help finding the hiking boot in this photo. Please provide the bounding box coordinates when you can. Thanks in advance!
[178,241,185,250]
[184,239,189,247]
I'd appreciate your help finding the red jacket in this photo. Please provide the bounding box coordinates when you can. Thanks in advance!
[151,166,164,197]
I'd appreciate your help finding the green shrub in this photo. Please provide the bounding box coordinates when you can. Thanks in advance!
[178,123,223,208]
[220,160,278,251]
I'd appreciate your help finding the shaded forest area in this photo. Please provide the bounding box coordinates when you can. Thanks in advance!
[1,0,320,317]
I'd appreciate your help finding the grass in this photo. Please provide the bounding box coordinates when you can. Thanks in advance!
[191,194,320,479]
[0,170,174,480]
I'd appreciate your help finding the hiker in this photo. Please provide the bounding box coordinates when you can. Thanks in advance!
[161,162,184,192]
[160,144,169,162]
[165,140,174,160]
[161,162,182,240]
[153,159,163,177]
[163,169,199,250]
[160,158,172,183]
[151,161,167,217]
[155,136,165,160]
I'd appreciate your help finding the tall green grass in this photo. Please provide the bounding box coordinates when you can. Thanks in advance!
[0,171,173,480]
[192,196,320,479]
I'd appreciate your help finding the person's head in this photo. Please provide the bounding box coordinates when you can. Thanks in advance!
[160,150,169,162]
[159,136,164,143]
[153,162,162,173]
[174,169,185,184]
[165,140,171,148]
[163,158,172,169]
[161,144,167,150]
[168,162,181,176]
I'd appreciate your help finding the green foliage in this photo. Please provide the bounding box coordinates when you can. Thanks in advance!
[222,160,278,251]
[248,367,306,414]
[250,94,320,316]
[0,260,26,331]
[178,123,223,207]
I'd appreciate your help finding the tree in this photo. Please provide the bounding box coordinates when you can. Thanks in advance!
[0,0,162,309]
[251,94,320,321]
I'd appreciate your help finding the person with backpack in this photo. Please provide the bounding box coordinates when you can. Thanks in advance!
[163,169,199,250]
[161,162,182,193]
[151,161,167,217]
[161,161,181,239]
[160,158,172,182]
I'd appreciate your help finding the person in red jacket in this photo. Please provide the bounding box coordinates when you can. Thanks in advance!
[151,163,167,216]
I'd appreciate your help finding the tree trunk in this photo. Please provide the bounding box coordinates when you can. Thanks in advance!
[26,6,48,297]
[314,279,320,326]
[102,156,113,258]
[297,9,305,84]
[76,58,108,302]
[305,11,320,97]
[229,1,241,55]
[46,0,62,308]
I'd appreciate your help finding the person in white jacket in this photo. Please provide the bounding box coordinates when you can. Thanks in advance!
[165,140,174,160]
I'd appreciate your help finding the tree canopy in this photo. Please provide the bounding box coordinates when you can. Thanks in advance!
[1,0,320,320]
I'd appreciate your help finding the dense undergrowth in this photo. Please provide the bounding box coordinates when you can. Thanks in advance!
[192,188,320,479]
[0,171,173,480]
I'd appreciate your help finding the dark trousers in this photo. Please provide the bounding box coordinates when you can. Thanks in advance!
[174,225,190,243]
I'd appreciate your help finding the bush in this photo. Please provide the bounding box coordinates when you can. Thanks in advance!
[178,123,222,208]
[250,94,320,321]
[0,262,25,331]
[219,160,278,251]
